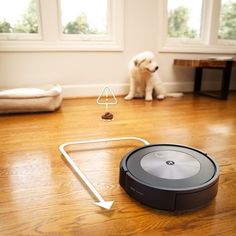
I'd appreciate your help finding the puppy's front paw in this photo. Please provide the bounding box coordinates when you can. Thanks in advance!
[145,96,153,101]
[124,95,133,100]
[157,94,165,100]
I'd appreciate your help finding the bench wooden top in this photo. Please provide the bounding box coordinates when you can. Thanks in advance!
[174,59,236,68]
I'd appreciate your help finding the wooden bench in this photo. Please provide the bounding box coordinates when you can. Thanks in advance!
[174,59,236,100]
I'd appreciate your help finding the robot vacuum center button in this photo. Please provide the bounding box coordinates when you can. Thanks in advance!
[166,160,175,165]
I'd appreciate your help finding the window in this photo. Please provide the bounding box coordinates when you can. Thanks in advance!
[158,0,236,53]
[0,0,124,51]
[0,0,41,40]
[218,0,236,40]
[60,0,108,37]
[167,0,203,39]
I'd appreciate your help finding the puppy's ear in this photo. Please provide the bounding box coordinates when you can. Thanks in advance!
[134,58,146,67]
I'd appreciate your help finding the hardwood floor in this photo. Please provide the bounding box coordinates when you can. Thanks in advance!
[0,93,236,235]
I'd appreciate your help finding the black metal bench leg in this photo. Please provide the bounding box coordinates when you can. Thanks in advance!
[194,67,203,93]
[220,60,233,100]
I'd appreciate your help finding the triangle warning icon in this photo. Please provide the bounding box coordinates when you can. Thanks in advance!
[97,86,117,105]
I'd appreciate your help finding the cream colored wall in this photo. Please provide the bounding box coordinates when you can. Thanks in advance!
[0,0,235,97]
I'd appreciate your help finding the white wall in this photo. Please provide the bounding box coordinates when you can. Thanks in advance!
[0,0,235,97]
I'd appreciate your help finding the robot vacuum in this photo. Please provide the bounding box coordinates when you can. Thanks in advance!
[119,144,219,211]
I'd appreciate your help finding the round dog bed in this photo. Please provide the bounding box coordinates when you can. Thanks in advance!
[0,84,62,114]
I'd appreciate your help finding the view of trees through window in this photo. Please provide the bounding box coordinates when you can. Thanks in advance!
[218,0,236,40]
[168,0,236,41]
[0,0,107,35]
[0,0,38,34]
[0,0,235,42]
[167,0,202,39]
[62,13,99,34]
[168,6,198,38]
[60,0,107,35]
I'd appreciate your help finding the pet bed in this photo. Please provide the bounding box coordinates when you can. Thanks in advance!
[0,84,62,114]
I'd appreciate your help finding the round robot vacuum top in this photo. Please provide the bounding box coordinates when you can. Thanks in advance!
[124,144,218,191]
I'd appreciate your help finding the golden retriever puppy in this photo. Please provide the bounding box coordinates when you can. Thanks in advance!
[125,51,183,101]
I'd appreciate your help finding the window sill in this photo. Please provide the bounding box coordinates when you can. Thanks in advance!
[0,40,124,52]
[159,43,236,54]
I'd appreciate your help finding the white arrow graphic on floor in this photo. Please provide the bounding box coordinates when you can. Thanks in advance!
[59,137,149,210]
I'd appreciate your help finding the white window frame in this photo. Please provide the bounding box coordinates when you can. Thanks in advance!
[0,0,124,52]
[157,0,236,54]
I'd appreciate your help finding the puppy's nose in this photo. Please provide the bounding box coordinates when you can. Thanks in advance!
[155,66,159,71]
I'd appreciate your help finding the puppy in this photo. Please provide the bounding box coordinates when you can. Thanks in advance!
[125,51,183,101]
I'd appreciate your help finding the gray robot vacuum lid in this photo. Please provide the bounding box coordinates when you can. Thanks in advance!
[120,144,219,211]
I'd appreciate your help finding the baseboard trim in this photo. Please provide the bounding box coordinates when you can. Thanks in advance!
[62,81,236,98]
